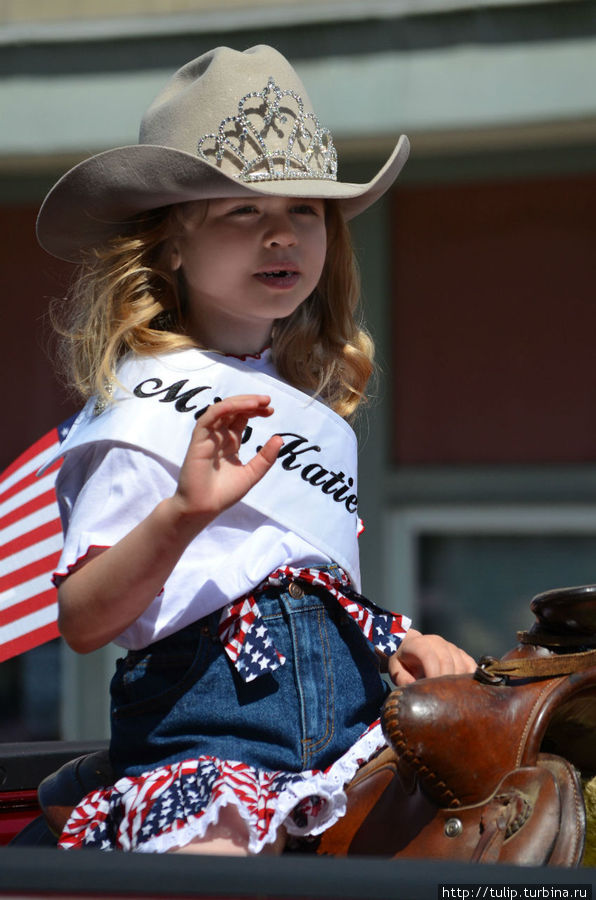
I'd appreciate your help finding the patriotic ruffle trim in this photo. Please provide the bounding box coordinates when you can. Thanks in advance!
[59,720,387,855]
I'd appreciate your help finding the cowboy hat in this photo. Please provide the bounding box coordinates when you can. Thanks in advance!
[36,45,410,263]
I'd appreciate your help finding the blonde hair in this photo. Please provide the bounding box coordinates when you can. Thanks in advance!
[51,200,374,419]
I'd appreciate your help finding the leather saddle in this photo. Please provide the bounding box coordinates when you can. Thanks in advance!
[317,583,596,865]
[38,585,596,865]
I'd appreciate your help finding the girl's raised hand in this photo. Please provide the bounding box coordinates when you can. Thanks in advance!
[387,628,477,686]
[57,396,282,654]
[172,394,283,530]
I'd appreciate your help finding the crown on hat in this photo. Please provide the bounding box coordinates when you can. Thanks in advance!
[197,76,338,183]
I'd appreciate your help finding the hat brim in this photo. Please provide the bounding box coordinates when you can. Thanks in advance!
[36,135,409,263]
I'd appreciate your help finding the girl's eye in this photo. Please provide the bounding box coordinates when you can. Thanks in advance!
[292,204,320,215]
[229,206,257,215]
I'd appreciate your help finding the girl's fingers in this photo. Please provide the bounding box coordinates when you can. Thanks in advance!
[423,643,476,678]
[186,395,277,460]
[390,632,477,684]
[459,649,478,673]
[244,435,284,483]
[389,660,416,686]
[257,434,284,466]
[197,395,274,427]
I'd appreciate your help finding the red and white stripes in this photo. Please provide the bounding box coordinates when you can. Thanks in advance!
[0,427,65,661]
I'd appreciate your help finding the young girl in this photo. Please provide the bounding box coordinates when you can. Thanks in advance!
[37,45,475,856]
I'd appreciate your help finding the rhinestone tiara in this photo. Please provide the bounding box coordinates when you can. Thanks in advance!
[197,76,338,183]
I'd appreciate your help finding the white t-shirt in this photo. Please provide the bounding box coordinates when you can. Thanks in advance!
[54,352,332,649]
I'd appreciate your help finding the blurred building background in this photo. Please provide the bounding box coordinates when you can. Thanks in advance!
[1,0,595,741]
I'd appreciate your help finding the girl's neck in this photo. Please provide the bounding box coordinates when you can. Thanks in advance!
[186,316,273,359]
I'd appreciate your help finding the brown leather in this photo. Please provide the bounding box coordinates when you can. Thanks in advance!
[317,751,584,866]
[381,663,596,804]
[315,748,406,856]
[540,755,586,867]
[479,649,596,678]
[530,584,596,640]
[518,628,596,649]
[318,584,596,866]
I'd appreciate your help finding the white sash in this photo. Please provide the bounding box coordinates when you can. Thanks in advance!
[46,350,361,589]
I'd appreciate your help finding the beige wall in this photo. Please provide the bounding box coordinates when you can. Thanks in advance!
[1,0,341,24]
[0,0,569,24]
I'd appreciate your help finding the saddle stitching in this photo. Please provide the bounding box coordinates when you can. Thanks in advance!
[514,679,559,767]
[383,690,461,808]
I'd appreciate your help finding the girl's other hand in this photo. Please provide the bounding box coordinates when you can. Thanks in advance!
[173,394,283,528]
[387,628,477,686]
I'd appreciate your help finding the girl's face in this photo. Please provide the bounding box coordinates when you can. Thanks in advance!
[171,196,327,355]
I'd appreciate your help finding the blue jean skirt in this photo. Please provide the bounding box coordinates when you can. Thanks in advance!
[59,576,392,853]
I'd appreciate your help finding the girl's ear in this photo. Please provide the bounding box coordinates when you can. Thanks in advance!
[170,244,182,272]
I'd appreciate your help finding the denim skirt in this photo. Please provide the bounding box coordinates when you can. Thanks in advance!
[109,578,389,779]
[58,575,393,853]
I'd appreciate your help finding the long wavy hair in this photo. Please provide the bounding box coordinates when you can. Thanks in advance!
[50,199,374,420]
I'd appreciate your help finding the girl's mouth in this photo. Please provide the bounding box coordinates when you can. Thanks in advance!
[259,270,297,278]
[254,270,300,288]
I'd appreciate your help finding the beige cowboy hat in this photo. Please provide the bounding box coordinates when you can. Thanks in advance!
[36,45,410,263]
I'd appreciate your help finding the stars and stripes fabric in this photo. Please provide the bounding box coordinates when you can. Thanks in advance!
[59,757,307,852]
[218,595,287,681]
[218,565,409,683]
[276,566,409,653]
[0,417,75,663]
[58,718,387,854]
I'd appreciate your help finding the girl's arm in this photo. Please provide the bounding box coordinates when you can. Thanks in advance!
[58,395,283,653]
[387,629,477,686]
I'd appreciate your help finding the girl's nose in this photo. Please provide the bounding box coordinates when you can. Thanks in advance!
[263,215,297,248]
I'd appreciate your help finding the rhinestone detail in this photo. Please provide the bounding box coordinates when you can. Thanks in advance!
[197,76,338,184]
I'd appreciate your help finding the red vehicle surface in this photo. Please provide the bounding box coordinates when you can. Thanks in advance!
[0,740,103,847]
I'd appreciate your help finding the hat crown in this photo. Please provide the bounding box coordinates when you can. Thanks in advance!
[139,45,337,184]
[37,44,409,263]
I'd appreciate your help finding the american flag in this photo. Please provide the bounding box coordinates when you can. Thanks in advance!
[0,418,74,663]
